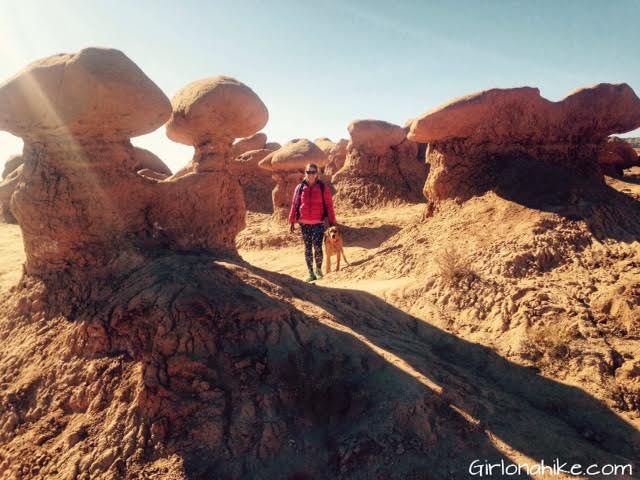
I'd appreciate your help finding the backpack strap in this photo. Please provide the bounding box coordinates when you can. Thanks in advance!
[318,181,328,221]
[294,181,306,221]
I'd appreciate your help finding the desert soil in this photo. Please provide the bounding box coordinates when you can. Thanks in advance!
[1,169,639,479]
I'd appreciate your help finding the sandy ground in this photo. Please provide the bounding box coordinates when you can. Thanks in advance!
[1,171,639,478]
[0,224,24,293]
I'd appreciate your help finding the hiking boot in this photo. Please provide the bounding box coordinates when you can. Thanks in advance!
[305,272,317,282]
[315,269,324,279]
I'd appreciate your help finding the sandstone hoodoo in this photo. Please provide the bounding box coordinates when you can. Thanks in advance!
[315,137,348,176]
[229,148,276,213]
[0,47,172,277]
[231,132,268,157]
[0,48,170,142]
[0,49,267,278]
[597,137,640,176]
[332,119,428,208]
[0,163,22,223]
[166,76,268,171]
[161,75,271,252]
[408,83,640,204]
[259,138,328,219]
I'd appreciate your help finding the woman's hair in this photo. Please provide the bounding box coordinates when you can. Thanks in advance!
[305,163,319,172]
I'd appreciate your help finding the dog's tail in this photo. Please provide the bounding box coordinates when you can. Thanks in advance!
[342,249,350,265]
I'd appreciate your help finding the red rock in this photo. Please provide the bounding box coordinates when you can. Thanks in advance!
[407,83,640,203]
[597,137,639,176]
[332,120,427,208]
[258,139,327,219]
[0,48,171,142]
[232,132,267,157]
[0,163,21,223]
[347,119,407,155]
[166,76,268,148]
[230,149,275,213]
[1,49,254,276]
[133,147,172,176]
[315,137,348,176]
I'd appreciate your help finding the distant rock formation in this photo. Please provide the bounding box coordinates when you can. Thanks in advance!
[332,120,428,208]
[0,49,269,278]
[598,137,640,176]
[230,148,276,213]
[0,155,22,223]
[259,138,328,219]
[408,84,640,203]
[231,132,268,157]
[315,137,348,176]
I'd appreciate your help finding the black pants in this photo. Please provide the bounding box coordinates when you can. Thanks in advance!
[300,223,325,272]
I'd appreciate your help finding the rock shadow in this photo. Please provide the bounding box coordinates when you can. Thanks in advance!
[27,254,528,480]
[491,155,640,243]
[338,224,402,249]
[242,262,640,475]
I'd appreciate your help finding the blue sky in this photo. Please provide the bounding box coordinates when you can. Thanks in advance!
[1,0,639,172]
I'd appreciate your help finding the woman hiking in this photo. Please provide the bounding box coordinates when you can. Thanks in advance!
[288,163,337,282]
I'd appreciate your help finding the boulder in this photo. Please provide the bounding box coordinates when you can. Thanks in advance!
[133,147,172,176]
[408,83,640,203]
[259,139,327,219]
[166,76,268,149]
[332,120,427,208]
[0,48,171,141]
[597,137,640,176]
[232,132,267,157]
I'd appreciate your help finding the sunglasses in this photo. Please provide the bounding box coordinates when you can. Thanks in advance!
[305,170,318,174]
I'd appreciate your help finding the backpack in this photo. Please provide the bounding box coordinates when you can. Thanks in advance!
[294,180,328,221]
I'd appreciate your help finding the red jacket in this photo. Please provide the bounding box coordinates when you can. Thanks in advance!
[288,180,337,225]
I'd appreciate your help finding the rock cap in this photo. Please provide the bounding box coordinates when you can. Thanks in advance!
[166,76,268,147]
[0,47,171,141]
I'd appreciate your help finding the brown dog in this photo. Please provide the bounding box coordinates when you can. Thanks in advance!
[323,225,349,273]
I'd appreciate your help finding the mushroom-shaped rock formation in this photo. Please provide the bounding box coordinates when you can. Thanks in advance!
[259,138,328,219]
[2,154,23,180]
[0,48,172,276]
[0,48,170,142]
[0,48,252,278]
[133,147,172,177]
[332,120,427,208]
[408,84,640,203]
[320,138,348,176]
[0,163,22,223]
[161,75,269,248]
[231,132,268,157]
[597,137,639,176]
[229,148,276,213]
[166,76,268,172]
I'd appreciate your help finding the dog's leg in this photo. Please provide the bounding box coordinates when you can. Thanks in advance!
[325,245,331,273]
[342,249,350,266]
[336,250,341,271]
